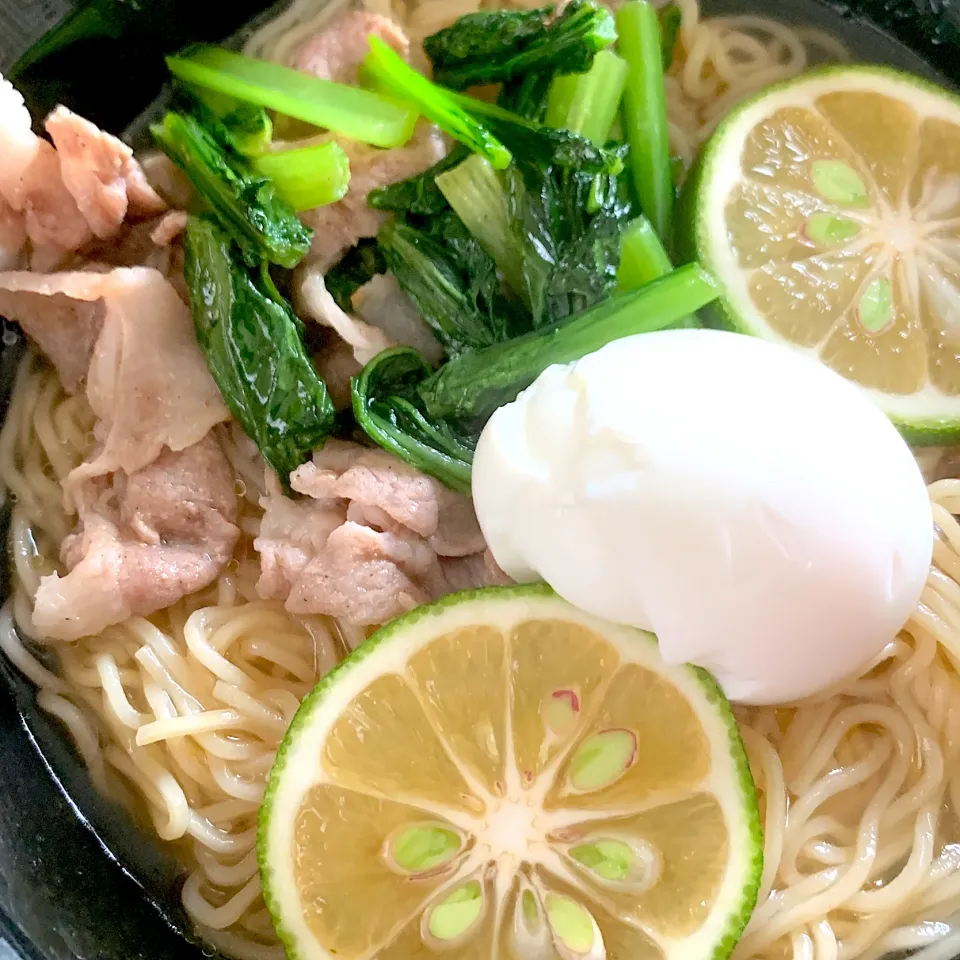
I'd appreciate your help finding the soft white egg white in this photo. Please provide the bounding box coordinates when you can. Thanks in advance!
[472,329,933,705]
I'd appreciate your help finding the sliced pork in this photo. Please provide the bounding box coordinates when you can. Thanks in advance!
[150,210,188,247]
[255,472,346,600]
[0,267,229,485]
[17,141,93,256]
[33,436,240,641]
[45,107,166,239]
[0,271,106,391]
[352,273,444,363]
[0,79,91,258]
[296,270,392,364]
[312,336,363,409]
[298,123,447,270]
[293,11,410,84]
[286,521,434,621]
[0,73,167,262]
[291,440,485,554]
[0,195,26,270]
[0,74,41,207]
[255,440,496,624]
[139,152,195,210]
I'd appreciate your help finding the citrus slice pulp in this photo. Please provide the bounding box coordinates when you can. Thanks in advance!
[682,65,960,443]
[258,585,762,960]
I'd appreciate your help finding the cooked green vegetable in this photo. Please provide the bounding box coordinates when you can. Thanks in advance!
[352,348,474,493]
[363,37,512,169]
[453,92,624,175]
[617,1,674,240]
[185,86,273,154]
[152,112,312,268]
[252,141,350,212]
[364,41,508,167]
[418,263,719,422]
[368,146,468,216]
[367,42,633,336]
[377,215,522,356]
[617,214,673,290]
[497,72,553,122]
[435,155,525,296]
[545,49,628,143]
[183,216,335,481]
[659,4,682,70]
[423,0,616,90]
[502,157,633,325]
[350,0,648,482]
[324,240,387,312]
[167,45,419,149]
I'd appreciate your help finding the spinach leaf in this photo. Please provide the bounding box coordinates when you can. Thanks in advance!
[152,111,312,268]
[352,348,474,494]
[377,214,523,356]
[504,159,633,326]
[424,0,616,90]
[183,216,335,481]
[497,72,554,122]
[418,264,719,424]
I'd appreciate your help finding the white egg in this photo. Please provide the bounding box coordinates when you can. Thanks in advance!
[472,328,933,705]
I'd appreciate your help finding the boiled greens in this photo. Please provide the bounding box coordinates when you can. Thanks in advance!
[183,217,335,481]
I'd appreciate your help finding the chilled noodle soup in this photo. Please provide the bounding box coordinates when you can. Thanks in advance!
[2,0,960,958]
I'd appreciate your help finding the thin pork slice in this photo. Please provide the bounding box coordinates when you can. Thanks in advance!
[254,473,346,600]
[0,270,107,391]
[0,74,43,208]
[1,74,168,259]
[18,141,93,253]
[150,210,188,247]
[295,270,392,365]
[0,267,228,482]
[45,107,167,239]
[351,273,444,363]
[33,436,239,641]
[75,268,229,486]
[285,521,434,623]
[293,11,410,84]
[0,195,25,269]
[138,152,195,209]
[0,75,91,253]
[255,441,496,624]
[291,439,484,552]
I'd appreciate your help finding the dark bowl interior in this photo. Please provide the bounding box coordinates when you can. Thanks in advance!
[1,0,960,957]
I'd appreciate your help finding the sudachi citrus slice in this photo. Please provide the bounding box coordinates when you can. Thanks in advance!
[258,585,762,960]
[681,65,960,443]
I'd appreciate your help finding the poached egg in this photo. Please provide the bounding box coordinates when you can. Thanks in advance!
[472,329,933,705]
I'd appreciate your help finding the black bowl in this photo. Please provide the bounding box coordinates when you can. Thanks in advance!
[1,0,960,957]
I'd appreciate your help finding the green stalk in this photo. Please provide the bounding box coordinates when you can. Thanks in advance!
[419,262,718,421]
[253,141,350,211]
[617,215,672,290]
[435,155,525,296]
[545,49,628,143]
[166,45,418,149]
[616,1,674,240]
[362,36,512,169]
